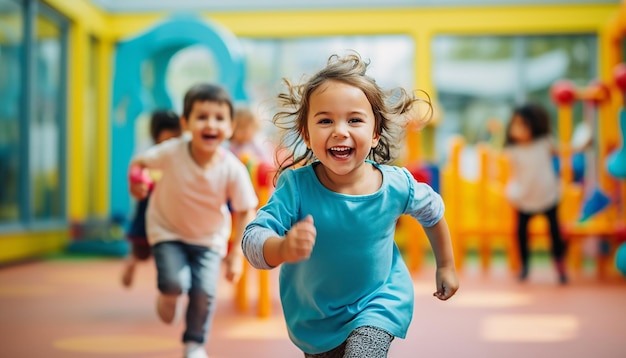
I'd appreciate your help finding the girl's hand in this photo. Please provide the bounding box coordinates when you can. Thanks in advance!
[281,215,316,263]
[433,266,459,301]
[224,251,244,283]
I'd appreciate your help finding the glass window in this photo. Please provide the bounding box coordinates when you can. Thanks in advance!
[240,36,414,107]
[524,35,596,132]
[238,36,415,142]
[0,0,23,223]
[31,3,66,220]
[166,44,219,116]
[432,35,596,170]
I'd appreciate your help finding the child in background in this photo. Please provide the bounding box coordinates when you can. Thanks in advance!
[227,106,275,164]
[122,109,182,288]
[129,83,258,358]
[242,53,458,357]
[504,103,568,284]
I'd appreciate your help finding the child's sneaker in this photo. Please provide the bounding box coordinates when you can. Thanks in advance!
[185,342,208,358]
[156,293,180,324]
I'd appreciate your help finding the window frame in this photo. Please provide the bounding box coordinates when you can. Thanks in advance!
[0,0,68,232]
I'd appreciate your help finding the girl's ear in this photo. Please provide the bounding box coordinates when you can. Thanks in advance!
[371,131,381,148]
[179,117,188,131]
[302,129,311,148]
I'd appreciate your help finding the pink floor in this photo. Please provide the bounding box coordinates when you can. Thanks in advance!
[0,256,625,358]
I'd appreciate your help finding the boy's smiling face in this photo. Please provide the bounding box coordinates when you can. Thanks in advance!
[183,100,233,165]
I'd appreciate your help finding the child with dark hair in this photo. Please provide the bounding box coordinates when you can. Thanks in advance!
[504,102,568,284]
[122,109,182,288]
[129,83,258,358]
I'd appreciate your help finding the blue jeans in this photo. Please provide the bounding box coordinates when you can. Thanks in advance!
[152,241,222,344]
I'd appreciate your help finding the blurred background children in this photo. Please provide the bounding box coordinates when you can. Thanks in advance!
[504,103,568,284]
[227,106,275,164]
[122,109,182,288]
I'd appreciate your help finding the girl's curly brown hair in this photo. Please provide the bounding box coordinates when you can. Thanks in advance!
[272,52,432,183]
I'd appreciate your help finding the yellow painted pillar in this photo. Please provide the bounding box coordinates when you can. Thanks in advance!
[257,270,271,318]
[598,100,617,226]
[407,30,436,164]
[255,169,272,318]
[477,144,491,273]
[557,104,573,186]
[94,38,112,217]
[68,20,88,221]
[445,137,465,270]
[492,152,514,269]
[232,211,249,313]
[235,263,249,313]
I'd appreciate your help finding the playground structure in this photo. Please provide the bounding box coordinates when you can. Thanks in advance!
[400,68,626,281]
[391,0,626,279]
[232,157,275,318]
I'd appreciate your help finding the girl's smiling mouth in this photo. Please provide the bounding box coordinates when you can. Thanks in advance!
[328,146,353,159]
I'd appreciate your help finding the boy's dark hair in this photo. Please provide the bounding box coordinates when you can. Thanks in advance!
[182,83,234,120]
[150,110,181,143]
[504,102,551,146]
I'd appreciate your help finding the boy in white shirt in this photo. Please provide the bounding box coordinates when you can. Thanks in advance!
[129,83,258,358]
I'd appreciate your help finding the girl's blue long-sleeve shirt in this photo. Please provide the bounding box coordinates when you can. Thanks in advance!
[242,162,444,354]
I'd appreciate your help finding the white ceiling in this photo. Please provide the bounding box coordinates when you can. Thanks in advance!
[88,0,619,13]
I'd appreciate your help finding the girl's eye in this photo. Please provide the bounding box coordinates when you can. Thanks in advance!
[349,118,363,124]
[318,119,332,124]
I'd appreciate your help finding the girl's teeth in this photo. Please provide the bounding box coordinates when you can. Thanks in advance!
[330,148,351,157]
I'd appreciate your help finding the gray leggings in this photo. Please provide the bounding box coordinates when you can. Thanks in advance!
[304,326,394,358]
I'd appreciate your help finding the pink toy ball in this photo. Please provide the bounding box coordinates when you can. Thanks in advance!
[550,80,577,106]
[129,165,154,189]
[613,63,626,92]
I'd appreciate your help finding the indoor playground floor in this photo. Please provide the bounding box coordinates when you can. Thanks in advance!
[0,254,625,358]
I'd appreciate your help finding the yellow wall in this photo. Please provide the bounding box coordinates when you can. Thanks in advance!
[1,1,620,263]
[0,230,69,263]
[43,0,112,222]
